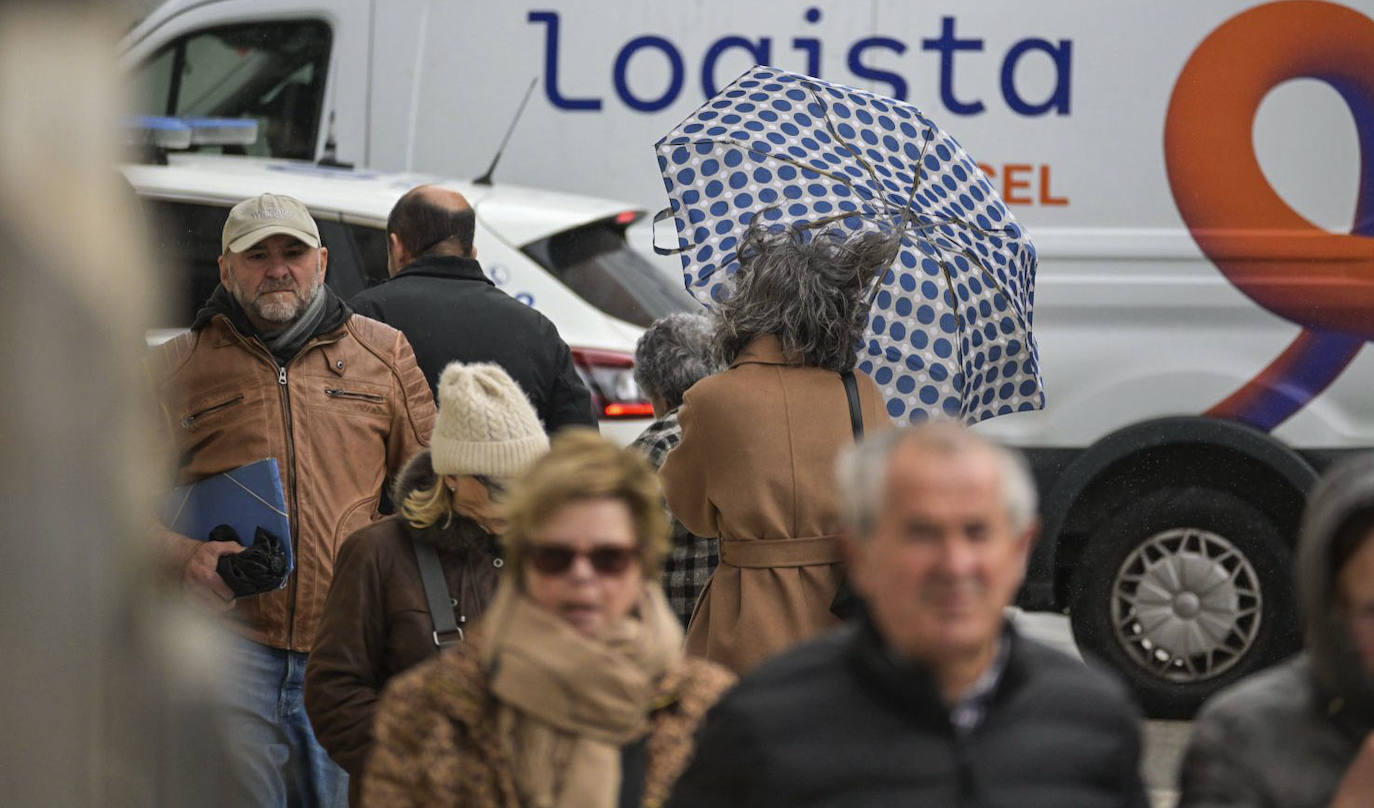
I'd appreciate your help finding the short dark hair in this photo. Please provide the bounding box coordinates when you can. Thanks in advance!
[387,188,476,257]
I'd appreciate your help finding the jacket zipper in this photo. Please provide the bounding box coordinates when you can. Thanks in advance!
[219,313,344,651]
[181,394,245,429]
[279,363,300,651]
[324,387,384,403]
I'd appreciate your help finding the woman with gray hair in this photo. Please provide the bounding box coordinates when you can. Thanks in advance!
[660,220,896,674]
[630,312,723,626]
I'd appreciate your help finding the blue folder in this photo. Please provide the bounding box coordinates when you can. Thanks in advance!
[159,458,294,577]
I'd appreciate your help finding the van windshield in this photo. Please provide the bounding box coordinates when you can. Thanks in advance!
[523,220,696,327]
[131,20,331,159]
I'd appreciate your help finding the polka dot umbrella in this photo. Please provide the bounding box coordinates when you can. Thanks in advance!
[653,65,1045,425]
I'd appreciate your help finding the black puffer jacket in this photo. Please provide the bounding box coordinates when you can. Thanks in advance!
[304,449,503,805]
[349,255,596,433]
[666,618,1148,808]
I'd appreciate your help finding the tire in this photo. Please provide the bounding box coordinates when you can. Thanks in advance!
[1068,486,1300,719]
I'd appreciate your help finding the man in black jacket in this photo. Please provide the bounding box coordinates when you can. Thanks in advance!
[667,423,1148,808]
[350,185,596,433]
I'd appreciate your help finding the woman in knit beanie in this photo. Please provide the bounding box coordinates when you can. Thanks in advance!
[305,362,549,805]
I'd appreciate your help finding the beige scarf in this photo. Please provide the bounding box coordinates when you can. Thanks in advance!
[479,580,684,808]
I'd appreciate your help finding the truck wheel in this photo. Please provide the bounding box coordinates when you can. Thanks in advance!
[1068,486,1299,718]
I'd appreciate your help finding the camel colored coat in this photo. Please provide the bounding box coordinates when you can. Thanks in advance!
[660,335,891,674]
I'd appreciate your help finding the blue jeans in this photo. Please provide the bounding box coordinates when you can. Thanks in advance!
[220,635,348,808]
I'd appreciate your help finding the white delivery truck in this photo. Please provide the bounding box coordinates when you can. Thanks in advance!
[122,0,1374,716]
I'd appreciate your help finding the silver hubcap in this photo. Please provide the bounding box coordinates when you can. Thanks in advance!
[1110,527,1263,683]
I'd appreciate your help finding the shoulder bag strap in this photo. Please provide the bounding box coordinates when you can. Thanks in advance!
[830,370,866,620]
[412,538,464,647]
[841,370,864,441]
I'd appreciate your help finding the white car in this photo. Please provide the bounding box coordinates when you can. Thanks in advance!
[124,141,695,445]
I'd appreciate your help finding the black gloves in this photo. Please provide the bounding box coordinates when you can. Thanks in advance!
[210,524,289,598]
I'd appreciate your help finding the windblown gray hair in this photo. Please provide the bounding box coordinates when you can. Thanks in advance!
[633,312,721,410]
[836,422,1038,537]
[713,219,900,372]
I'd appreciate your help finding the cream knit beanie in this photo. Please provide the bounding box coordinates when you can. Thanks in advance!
[431,362,549,477]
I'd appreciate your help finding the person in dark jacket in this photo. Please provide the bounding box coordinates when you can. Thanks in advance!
[304,362,550,805]
[666,422,1148,808]
[349,184,596,433]
[1178,453,1374,808]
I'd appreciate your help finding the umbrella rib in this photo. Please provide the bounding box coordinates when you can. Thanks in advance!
[800,81,897,221]
[936,237,1037,350]
[937,256,967,412]
[957,243,1037,337]
[895,123,936,237]
[917,220,1036,333]
[902,215,1034,323]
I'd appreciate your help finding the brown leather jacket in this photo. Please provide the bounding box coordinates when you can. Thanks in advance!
[148,310,435,652]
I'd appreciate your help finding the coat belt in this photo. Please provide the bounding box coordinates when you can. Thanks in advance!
[718,535,846,568]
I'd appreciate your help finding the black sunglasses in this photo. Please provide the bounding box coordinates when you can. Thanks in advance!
[526,543,637,576]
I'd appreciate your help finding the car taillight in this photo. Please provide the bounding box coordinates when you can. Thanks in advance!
[570,347,655,420]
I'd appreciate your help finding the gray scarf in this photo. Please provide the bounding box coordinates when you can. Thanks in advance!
[261,287,327,365]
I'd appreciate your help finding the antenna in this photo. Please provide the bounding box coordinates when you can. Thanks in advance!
[317,111,353,169]
[474,77,538,186]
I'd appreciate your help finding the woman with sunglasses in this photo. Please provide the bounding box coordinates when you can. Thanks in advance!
[305,362,549,805]
[362,429,735,808]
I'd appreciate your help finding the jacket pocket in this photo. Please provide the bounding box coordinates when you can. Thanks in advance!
[324,387,385,403]
[180,394,246,430]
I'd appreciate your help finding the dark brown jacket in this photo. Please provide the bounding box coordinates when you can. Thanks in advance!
[362,636,735,808]
[305,450,503,802]
[660,335,891,674]
[148,309,435,652]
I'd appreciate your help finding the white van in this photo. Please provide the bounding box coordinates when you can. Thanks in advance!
[123,0,1374,716]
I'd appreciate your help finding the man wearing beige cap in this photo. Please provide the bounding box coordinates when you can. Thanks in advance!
[147,193,436,807]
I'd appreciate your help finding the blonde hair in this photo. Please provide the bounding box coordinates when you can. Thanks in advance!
[400,477,455,530]
[502,428,669,577]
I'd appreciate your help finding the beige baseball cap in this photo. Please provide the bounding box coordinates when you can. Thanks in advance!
[221,193,321,254]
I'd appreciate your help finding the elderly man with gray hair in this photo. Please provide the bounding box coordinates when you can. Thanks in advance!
[629,312,722,625]
[666,422,1148,808]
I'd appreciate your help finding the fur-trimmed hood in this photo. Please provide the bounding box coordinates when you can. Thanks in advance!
[393,449,500,558]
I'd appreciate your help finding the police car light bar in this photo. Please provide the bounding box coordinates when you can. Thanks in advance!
[121,115,259,151]
[183,117,259,146]
[123,115,192,150]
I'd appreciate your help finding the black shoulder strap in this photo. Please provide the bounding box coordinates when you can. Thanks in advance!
[831,371,866,621]
[841,370,864,441]
[412,538,463,647]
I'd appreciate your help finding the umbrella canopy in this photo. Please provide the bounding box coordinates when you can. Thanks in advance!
[654,65,1044,425]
